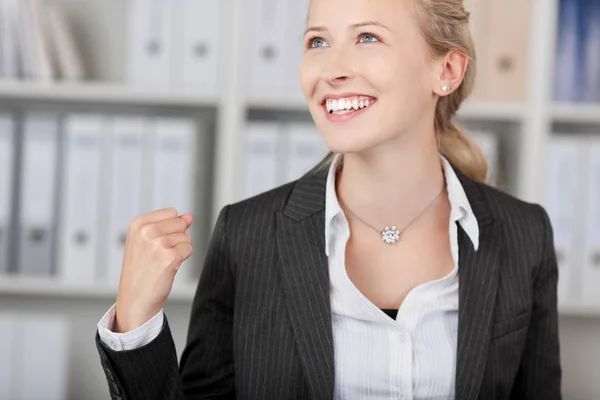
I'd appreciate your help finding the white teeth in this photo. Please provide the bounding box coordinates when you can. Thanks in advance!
[325,97,375,114]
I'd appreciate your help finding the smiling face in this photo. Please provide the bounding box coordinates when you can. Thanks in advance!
[300,0,440,154]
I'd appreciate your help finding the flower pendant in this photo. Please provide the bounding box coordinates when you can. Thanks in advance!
[381,226,401,244]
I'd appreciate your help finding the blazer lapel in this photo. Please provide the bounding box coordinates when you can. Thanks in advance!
[454,169,504,400]
[276,170,335,400]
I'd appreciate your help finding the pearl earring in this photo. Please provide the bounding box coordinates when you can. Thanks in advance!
[441,84,452,92]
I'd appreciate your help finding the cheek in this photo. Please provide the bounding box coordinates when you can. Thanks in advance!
[363,50,432,111]
[299,54,320,98]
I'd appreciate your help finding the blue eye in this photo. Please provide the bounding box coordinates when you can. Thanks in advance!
[359,33,378,43]
[310,37,328,48]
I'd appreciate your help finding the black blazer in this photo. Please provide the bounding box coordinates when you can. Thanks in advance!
[96,164,562,400]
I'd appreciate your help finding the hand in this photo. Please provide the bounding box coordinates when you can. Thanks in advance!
[115,208,193,333]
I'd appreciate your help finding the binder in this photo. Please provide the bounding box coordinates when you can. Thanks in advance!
[172,0,225,91]
[581,138,600,306]
[554,0,584,101]
[0,0,20,78]
[544,136,587,306]
[126,0,173,88]
[481,0,531,101]
[283,0,310,97]
[243,122,281,200]
[20,0,54,82]
[147,117,197,287]
[0,312,16,399]
[56,114,105,284]
[469,130,499,186]
[462,0,490,99]
[583,0,600,102]
[11,313,69,400]
[248,0,288,94]
[17,113,60,277]
[105,116,147,285]
[0,113,15,275]
[283,123,328,183]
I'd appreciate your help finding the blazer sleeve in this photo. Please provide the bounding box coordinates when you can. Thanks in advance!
[95,205,236,400]
[510,205,562,399]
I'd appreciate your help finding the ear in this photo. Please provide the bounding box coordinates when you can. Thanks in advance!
[432,50,469,97]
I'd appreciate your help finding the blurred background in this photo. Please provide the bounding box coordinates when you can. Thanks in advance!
[0,0,598,398]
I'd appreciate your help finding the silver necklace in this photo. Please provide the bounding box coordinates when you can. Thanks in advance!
[339,187,445,245]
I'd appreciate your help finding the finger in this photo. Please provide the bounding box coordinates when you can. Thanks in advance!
[132,208,178,230]
[158,232,192,248]
[172,242,193,266]
[139,217,187,240]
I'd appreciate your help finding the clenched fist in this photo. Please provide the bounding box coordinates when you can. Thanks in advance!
[115,208,193,333]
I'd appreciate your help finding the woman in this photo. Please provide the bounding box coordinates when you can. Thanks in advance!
[96,0,562,398]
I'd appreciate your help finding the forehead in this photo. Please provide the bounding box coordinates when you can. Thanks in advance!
[307,0,416,29]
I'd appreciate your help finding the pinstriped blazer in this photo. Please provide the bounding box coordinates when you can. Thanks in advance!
[96,162,562,400]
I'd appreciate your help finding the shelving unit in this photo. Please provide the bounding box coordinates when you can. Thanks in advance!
[0,80,220,107]
[1,0,599,398]
[0,275,196,302]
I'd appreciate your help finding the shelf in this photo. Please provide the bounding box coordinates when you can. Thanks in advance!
[246,93,309,112]
[456,100,526,122]
[0,80,220,108]
[553,102,600,124]
[247,93,525,122]
[0,275,196,302]
[559,303,600,318]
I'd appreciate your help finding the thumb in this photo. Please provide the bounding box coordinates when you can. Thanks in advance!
[179,213,193,227]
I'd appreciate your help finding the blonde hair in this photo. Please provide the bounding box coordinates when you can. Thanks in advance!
[314,0,488,183]
[413,0,487,182]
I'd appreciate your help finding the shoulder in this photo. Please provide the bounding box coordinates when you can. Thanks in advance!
[475,181,552,261]
[218,180,300,232]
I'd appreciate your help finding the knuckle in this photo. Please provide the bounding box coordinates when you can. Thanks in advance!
[139,224,156,240]
[163,207,178,217]
[129,215,144,232]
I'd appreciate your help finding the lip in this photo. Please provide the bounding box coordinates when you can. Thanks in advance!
[321,98,377,122]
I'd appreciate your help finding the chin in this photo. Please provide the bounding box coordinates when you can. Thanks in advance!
[320,127,381,155]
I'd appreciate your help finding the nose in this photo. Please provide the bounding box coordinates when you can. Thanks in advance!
[320,48,355,87]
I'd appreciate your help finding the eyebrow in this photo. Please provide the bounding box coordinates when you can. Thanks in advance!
[304,21,391,36]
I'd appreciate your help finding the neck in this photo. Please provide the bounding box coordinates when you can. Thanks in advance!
[336,130,446,230]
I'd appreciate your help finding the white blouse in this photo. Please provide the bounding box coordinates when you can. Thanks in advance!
[98,154,479,400]
[324,154,479,400]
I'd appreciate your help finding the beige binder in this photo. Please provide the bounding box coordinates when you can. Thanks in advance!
[481,0,532,101]
[463,0,490,100]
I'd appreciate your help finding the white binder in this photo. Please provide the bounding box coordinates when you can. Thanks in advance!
[283,0,310,97]
[56,114,105,284]
[126,0,173,88]
[544,136,587,307]
[11,313,69,400]
[581,139,600,306]
[0,113,15,275]
[243,122,281,200]
[283,123,328,182]
[147,117,197,287]
[172,0,225,91]
[248,0,289,94]
[0,0,20,78]
[17,113,59,277]
[105,116,147,285]
[469,130,499,186]
[0,312,16,399]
